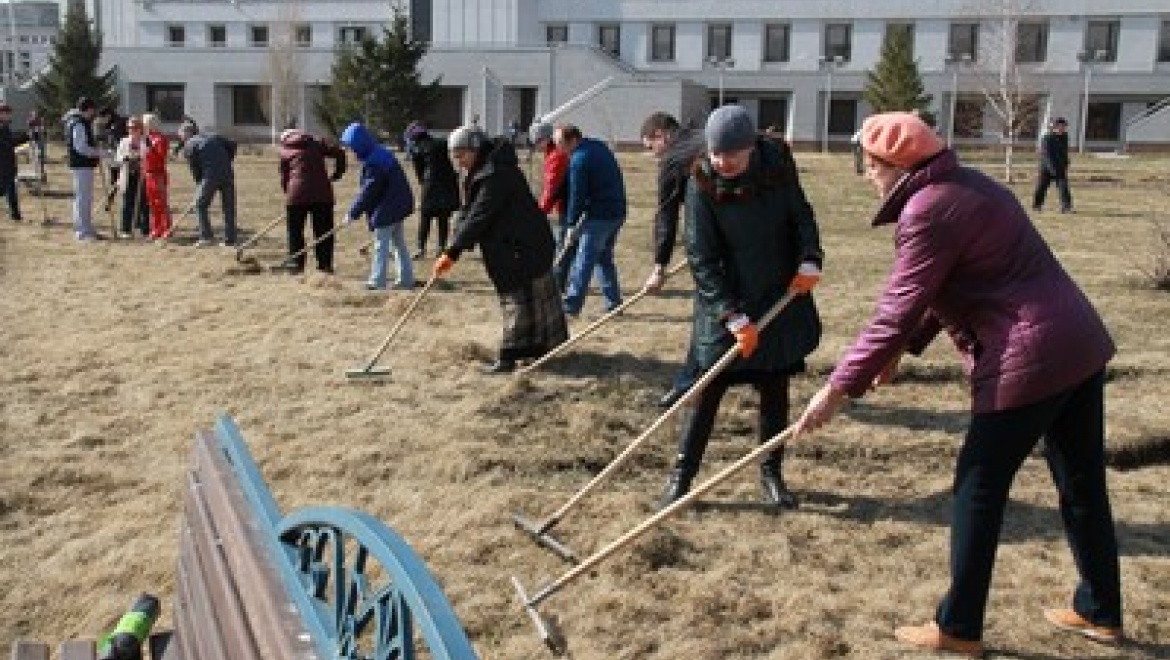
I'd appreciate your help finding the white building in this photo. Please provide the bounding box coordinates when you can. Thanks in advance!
[93,0,1170,150]
[1,1,59,87]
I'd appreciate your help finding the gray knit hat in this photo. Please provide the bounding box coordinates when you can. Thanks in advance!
[448,125,486,151]
[705,105,756,153]
[529,120,554,144]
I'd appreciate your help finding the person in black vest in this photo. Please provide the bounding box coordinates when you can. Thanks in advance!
[0,103,27,222]
[1033,116,1073,214]
[62,97,105,240]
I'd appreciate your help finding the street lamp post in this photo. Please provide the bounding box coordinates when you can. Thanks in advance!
[707,56,735,107]
[819,55,844,154]
[945,53,971,148]
[1077,49,1107,154]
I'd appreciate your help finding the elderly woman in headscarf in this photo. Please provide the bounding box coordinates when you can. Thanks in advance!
[431,126,568,374]
[795,112,1123,657]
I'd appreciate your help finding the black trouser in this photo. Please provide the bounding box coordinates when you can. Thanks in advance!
[417,212,450,252]
[675,372,789,476]
[286,202,335,272]
[119,170,149,235]
[1032,168,1072,211]
[935,370,1121,641]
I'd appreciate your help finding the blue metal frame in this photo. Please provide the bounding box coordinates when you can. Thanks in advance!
[212,414,479,660]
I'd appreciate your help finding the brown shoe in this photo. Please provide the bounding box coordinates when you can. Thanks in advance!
[894,622,984,658]
[1043,608,1123,645]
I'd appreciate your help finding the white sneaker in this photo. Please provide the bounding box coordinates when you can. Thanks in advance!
[194,239,214,248]
[118,232,132,239]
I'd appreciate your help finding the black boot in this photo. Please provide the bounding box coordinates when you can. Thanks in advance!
[655,406,711,510]
[760,455,798,510]
[655,461,694,511]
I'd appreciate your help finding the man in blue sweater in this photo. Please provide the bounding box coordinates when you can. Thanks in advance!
[555,124,627,317]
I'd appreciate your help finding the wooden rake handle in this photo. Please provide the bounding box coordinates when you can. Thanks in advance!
[360,277,438,370]
[526,422,801,607]
[235,214,285,260]
[517,260,689,376]
[282,220,350,264]
[536,290,798,532]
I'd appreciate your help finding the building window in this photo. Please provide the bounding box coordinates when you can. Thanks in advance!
[953,97,983,138]
[166,24,185,47]
[884,22,914,57]
[763,23,790,62]
[545,24,567,45]
[598,24,619,57]
[828,99,856,136]
[1016,22,1048,63]
[707,23,732,60]
[338,26,368,45]
[824,23,852,62]
[1086,102,1121,140]
[1159,20,1170,62]
[1084,20,1120,62]
[232,85,270,126]
[249,24,269,47]
[294,24,312,47]
[650,24,676,62]
[759,98,788,133]
[145,84,184,122]
[948,22,979,62]
[207,24,226,47]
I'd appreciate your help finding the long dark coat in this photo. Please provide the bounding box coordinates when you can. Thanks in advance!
[447,139,555,293]
[685,137,823,374]
[0,124,26,184]
[413,134,460,217]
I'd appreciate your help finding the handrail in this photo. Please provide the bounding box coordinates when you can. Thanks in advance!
[211,413,479,660]
[1120,96,1170,153]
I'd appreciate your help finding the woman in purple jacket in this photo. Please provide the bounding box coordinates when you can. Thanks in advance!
[796,112,1122,657]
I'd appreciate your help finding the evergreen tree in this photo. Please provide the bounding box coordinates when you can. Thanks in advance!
[315,9,441,140]
[863,27,935,126]
[32,2,118,136]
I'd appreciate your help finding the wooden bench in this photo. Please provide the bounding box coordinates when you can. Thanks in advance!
[11,414,479,660]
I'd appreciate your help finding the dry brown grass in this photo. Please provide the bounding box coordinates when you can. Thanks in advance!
[1,146,1167,659]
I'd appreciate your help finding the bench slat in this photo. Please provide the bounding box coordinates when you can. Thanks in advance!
[9,642,48,660]
[57,640,95,660]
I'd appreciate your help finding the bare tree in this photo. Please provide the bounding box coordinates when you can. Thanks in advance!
[268,0,305,142]
[960,0,1043,182]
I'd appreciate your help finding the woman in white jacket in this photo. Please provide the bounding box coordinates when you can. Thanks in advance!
[114,115,149,238]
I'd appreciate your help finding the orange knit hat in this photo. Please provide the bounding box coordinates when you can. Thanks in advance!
[860,112,945,169]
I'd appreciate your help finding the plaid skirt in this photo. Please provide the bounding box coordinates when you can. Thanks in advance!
[498,272,569,360]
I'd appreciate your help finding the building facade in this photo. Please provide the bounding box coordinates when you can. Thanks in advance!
[1,1,59,88]
[93,0,1170,149]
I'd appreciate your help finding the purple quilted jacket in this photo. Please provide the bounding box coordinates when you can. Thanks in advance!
[830,149,1114,413]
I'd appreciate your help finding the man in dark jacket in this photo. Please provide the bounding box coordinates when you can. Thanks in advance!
[432,126,568,374]
[408,128,460,259]
[0,103,27,221]
[180,124,238,246]
[279,129,346,273]
[1033,116,1072,214]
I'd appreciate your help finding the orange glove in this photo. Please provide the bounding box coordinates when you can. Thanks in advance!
[433,253,455,277]
[726,314,759,358]
[788,261,822,295]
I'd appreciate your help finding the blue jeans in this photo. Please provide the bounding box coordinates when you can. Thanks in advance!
[935,370,1121,641]
[195,178,238,244]
[370,223,413,289]
[563,216,623,315]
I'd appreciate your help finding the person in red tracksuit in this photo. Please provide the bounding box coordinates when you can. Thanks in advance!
[141,113,172,239]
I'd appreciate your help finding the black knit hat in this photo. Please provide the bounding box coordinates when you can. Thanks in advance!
[77,97,97,112]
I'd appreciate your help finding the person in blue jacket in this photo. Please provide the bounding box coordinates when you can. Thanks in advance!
[340,122,416,290]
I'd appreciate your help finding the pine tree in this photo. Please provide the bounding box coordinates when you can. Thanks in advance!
[315,9,441,140]
[32,2,118,137]
[863,27,935,126]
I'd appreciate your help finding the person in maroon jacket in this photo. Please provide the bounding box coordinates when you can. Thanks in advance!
[279,128,346,273]
[796,112,1123,658]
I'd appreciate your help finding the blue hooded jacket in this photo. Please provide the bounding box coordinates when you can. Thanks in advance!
[340,122,414,229]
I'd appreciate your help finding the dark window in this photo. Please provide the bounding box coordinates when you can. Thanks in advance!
[423,87,464,130]
[650,24,675,62]
[249,24,268,47]
[598,24,620,57]
[828,98,856,135]
[1159,20,1170,62]
[707,23,732,60]
[207,24,226,47]
[145,84,184,122]
[339,26,368,45]
[948,22,979,62]
[546,24,568,45]
[884,22,914,58]
[232,85,270,126]
[1086,102,1121,140]
[1016,22,1048,63]
[294,24,311,47]
[1085,20,1119,62]
[759,98,788,133]
[953,97,983,138]
[410,0,432,42]
[824,23,852,62]
[166,25,185,47]
[763,23,790,62]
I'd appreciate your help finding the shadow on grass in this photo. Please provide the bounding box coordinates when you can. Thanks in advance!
[990,638,1170,660]
[537,348,682,383]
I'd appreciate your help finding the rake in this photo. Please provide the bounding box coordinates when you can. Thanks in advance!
[270,221,351,272]
[235,214,285,263]
[345,276,437,380]
[516,260,689,376]
[513,422,800,654]
[512,291,797,563]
